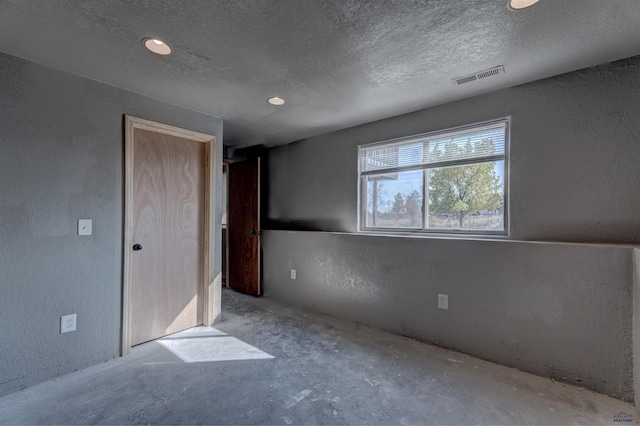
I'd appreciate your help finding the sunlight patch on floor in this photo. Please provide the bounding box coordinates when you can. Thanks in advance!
[158,327,274,363]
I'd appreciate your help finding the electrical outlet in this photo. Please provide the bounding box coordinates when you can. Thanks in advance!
[60,314,76,333]
[78,219,92,236]
[290,269,296,280]
[438,294,448,310]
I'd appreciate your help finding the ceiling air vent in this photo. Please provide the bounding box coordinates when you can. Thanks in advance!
[452,65,505,85]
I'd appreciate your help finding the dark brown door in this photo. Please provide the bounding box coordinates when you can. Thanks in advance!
[228,157,261,295]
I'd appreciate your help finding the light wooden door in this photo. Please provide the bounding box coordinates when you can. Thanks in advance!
[130,128,205,346]
[228,157,261,296]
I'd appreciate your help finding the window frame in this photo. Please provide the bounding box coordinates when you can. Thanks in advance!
[357,118,510,237]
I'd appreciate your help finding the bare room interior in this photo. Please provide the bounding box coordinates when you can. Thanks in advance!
[2,0,640,424]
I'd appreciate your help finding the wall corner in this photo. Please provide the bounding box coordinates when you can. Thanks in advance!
[632,248,640,406]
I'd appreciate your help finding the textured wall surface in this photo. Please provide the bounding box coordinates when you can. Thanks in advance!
[267,56,640,244]
[0,52,223,397]
[263,57,640,401]
[263,231,634,400]
[633,249,640,402]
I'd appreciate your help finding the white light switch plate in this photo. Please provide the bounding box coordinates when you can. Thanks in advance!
[438,294,449,310]
[78,219,92,236]
[290,269,296,280]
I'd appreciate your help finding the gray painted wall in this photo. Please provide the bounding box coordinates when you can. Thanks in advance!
[266,56,640,244]
[263,57,640,400]
[0,52,223,397]
[633,249,640,403]
[263,231,634,400]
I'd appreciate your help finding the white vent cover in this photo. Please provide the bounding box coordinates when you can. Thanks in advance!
[452,65,505,85]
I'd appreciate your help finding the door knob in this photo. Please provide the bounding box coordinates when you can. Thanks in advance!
[133,243,143,251]
[251,229,261,236]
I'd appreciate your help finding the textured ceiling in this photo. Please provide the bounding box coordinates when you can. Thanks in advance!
[1,0,640,148]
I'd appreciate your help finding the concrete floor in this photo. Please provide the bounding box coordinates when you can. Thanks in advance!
[0,289,637,425]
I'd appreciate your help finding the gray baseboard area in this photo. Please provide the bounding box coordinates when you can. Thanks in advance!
[262,230,636,401]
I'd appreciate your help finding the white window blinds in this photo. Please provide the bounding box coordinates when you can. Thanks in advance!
[360,120,507,173]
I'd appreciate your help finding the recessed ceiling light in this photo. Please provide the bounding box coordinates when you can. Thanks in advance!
[267,97,285,106]
[508,0,540,10]
[143,38,172,55]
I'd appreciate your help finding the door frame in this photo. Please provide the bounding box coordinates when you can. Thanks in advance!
[122,115,217,355]
[222,159,231,287]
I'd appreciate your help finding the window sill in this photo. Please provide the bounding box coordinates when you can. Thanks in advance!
[354,229,509,242]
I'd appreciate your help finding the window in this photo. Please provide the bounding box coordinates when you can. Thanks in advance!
[358,118,508,234]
